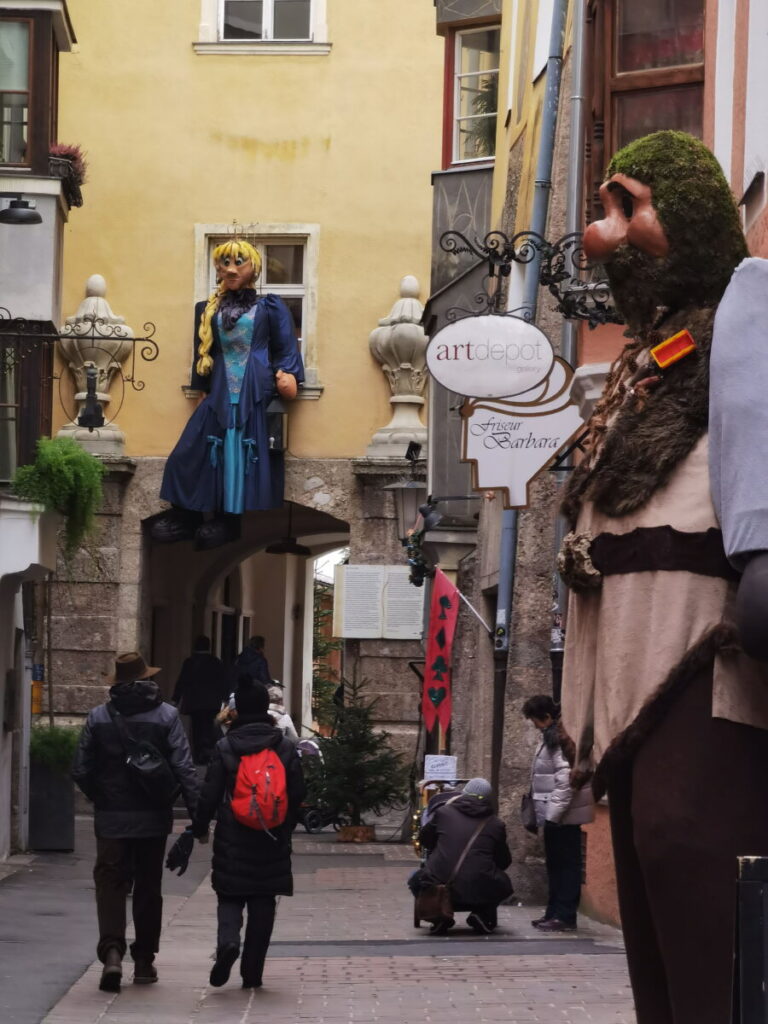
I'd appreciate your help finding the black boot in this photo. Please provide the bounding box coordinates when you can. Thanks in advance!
[194,515,241,551]
[149,507,203,544]
[99,947,122,992]
[209,943,240,987]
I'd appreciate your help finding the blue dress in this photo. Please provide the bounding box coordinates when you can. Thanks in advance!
[160,292,305,514]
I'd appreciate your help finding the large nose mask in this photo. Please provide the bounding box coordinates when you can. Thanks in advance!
[583,173,669,263]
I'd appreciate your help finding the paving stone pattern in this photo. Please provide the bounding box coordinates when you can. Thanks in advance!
[42,828,635,1024]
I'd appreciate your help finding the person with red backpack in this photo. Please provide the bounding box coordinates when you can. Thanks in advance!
[191,681,305,989]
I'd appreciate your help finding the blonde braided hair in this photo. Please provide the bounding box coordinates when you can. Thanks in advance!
[196,240,262,377]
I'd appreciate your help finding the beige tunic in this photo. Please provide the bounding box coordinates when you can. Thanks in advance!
[561,433,768,773]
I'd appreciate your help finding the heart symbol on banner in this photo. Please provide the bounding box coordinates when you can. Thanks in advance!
[428,687,447,707]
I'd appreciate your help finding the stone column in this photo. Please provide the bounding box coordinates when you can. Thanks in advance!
[57,275,134,455]
[366,276,429,458]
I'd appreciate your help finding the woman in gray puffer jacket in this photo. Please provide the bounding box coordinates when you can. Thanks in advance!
[523,695,594,932]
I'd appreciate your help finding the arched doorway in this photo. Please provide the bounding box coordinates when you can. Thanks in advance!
[145,502,349,733]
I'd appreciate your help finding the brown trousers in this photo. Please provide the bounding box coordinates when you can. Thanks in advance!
[606,666,768,1024]
[94,835,167,964]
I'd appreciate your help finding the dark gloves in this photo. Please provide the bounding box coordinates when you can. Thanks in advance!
[165,826,195,876]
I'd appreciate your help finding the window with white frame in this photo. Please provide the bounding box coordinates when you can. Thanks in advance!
[207,236,307,353]
[221,0,311,41]
[454,27,500,163]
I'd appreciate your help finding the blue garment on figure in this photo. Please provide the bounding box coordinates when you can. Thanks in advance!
[160,292,304,513]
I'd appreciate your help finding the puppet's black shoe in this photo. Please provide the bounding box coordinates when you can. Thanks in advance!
[210,943,240,987]
[149,508,202,544]
[194,515,241,551]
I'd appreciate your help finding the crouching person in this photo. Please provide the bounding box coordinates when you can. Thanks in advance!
[192,681,305,989]
[409,778,513,935]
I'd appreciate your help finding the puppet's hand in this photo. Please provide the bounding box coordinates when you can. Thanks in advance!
[735,552,768,661]
[275,370,298,400]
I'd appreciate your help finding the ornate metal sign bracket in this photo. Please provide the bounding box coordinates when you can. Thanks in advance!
[439,229,623,329]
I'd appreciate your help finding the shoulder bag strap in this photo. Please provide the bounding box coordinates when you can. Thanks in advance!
[106,701,134,756]
[446,816,489,885]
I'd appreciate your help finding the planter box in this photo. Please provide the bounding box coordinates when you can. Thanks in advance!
[29,761,75,851]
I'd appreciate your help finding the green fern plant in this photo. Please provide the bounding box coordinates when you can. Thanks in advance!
[13,437,104,556]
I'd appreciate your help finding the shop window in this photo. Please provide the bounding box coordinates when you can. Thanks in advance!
[0,20,31,166]
[586,0,704,217]
[452,27,500,164]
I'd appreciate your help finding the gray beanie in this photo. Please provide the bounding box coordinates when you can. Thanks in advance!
[463,777,493,800]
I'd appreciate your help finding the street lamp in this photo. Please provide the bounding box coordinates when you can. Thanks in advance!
[0,193,42,225]
[384,479,427,540]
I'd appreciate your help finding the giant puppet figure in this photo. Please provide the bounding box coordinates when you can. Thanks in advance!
[559,131,768,1024]
[152,240,304,550]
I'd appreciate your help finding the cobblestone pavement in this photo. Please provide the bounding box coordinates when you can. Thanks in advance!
[41,826,635,1024]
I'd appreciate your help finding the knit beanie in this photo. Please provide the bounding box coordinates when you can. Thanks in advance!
[235,681,270,716]
[463,777,493,800]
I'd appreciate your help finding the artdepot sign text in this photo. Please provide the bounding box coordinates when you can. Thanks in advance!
[426,315,553,398]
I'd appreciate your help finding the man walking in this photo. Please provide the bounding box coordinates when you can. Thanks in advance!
[72,652,200,992]
[172,635,228,764]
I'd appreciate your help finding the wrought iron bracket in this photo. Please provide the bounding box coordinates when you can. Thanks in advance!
[439,229,623,329]
[0,308,159,426]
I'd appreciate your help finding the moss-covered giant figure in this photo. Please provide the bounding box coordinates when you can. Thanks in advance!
[559,131,768,1024]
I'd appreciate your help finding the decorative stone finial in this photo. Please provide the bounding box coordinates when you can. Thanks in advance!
[57,277,134,455]
[366,277,429,459]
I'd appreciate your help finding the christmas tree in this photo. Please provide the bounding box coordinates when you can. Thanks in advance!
[305,677,409,827]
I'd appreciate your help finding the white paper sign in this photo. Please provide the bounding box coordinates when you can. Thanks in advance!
[462,358,585,509]
[424,754,458,782]
[426,314,554,398]
[332,565,424,639]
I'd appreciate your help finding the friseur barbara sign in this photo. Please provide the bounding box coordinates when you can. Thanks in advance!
[425,315,554,398]
[425,314,585,509]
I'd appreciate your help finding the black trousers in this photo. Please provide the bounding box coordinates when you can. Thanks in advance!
[189,710,216,764]
[94,835,167,963]
[543,821,582,926]
[606,665,768,1024]
[217,894,277,985]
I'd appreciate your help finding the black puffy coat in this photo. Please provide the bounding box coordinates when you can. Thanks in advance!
[172,651,228,713]
[191,716,305,897]
[71,680,199,838]
[419,794,513,907]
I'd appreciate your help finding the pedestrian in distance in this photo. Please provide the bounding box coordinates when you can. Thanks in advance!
[268,681,299,741]
[409,777,513,935]
[172,635,229,765]
[72,652,200,992]
[231,634,271,686]
[191,680,305,989]
[522,694,594,932]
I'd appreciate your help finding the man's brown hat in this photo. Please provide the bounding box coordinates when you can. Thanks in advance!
[107,652,160,685]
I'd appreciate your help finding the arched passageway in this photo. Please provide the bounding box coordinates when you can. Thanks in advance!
[144,501,349,733]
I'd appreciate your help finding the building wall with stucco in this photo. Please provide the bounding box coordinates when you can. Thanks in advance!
[55,0,443,459]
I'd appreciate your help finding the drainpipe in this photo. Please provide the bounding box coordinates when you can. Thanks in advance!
[493,0,568,772]
[552,0,589,691]
[496,0,568,655]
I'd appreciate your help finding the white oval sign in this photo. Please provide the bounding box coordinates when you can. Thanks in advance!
[426,315,554,398]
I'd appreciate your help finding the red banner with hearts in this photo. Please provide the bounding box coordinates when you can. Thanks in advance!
[422,568,460,733]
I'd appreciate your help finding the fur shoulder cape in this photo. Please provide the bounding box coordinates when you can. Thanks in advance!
[562,306,716,527]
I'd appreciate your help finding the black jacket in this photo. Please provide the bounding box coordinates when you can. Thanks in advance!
[419,794,513,907]
[192,716,305,897]
[71,680,199,838]
[231,647,271,686]
[173,652,228,713]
